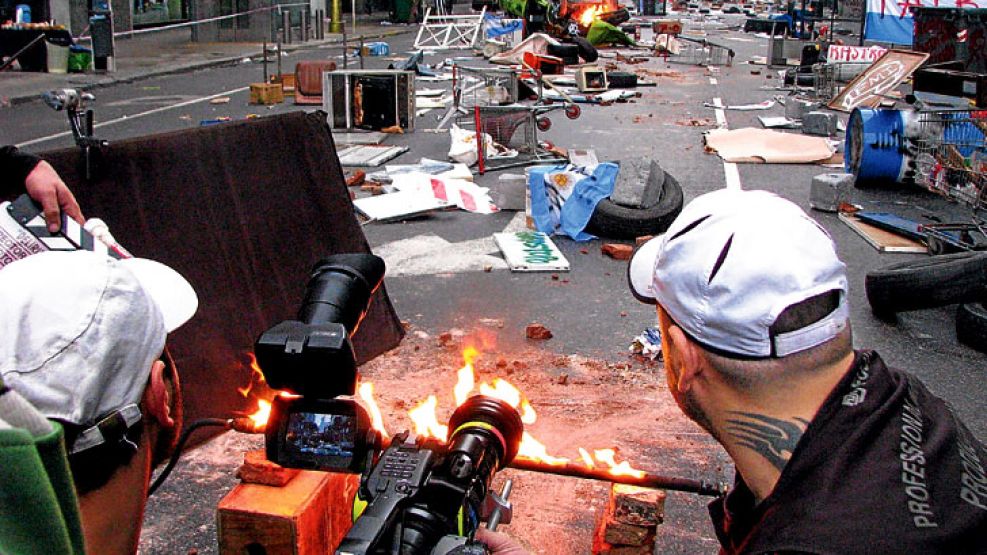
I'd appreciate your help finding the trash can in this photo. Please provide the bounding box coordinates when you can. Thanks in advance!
[68,45,93,73]
[45,36,72,74]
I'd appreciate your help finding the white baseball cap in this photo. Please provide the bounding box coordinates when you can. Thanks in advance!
[0,250,198,452]
[628,189,848,358]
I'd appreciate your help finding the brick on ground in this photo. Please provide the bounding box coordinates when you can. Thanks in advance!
[602,243,634,260]
[237,449,299,487]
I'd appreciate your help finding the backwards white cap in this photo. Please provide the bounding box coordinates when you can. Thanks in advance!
[0,250,198,452]
[628,189,848,358]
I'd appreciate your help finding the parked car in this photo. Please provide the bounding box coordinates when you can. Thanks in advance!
[723,4,742,12]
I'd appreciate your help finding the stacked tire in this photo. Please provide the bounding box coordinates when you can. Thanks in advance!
[584,165,684,240]
[865,252,987,353]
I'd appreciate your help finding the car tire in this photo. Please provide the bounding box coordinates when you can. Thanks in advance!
[571,36,598,63]
[584,173,684,239]
[547,43,580,65]
[864,252,987,320]
[606,71,638,88]
[956,302,987,353]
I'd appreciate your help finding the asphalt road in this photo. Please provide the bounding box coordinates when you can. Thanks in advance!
[2,15,985,554]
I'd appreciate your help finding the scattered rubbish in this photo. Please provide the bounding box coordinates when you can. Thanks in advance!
[576,66,608,93]
[324,70,416,131]
[448,124,517,167]
[758,116,799,129]
[668,35,735,67]
[333,131,387,145]
[525,322,554,340]
[416,97,446,110]
[678,118,716,126]
[359,42,389,56]
[293,60,336,105]
[827,49,930,112]
[490,33,560,66]
[337,144,410,166]
[385,159,473,180]
[587,20,635,47]
[416,88,445,97]
[200,117,232,126]
[390,173,498,214]
[601,243,633,260]
[249,83,283,105]
[809,172,853,212]
[353,190,452,222]
[705,99,775,110]
[838,212,927,253]
[856,211,927,242]
[381,125,404,134]
[494,231,570,272]
[704,128,836,163]
[209,97,231,105]
[629,327,662,360]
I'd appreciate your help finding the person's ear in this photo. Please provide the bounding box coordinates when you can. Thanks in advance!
[145,360,175,430]
[666,325,704,394]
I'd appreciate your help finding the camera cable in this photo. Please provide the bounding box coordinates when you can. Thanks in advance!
[148,417,230,496]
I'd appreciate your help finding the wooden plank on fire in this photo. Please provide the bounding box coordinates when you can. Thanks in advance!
[217,469,359,555]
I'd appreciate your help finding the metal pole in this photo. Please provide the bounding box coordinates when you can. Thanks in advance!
[352,0,356,34]
[302,10,309,41]
[508,459,728,497]
[359,37,364,69]
[283,9,291,43]
[342,28,348,68]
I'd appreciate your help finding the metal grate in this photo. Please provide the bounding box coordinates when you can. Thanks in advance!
[454,106,567,173]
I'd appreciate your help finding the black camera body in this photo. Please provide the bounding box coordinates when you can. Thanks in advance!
[255,254,523,555]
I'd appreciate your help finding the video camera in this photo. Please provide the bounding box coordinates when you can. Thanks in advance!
[255,254,523,555]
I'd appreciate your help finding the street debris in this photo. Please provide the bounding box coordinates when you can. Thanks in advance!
[494,231,570,272]
[629,327,662,361]
[525,323,554,340]
[704,128,835,164]
[601,243,633,260]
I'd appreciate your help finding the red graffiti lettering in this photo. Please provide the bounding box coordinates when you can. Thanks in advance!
[954,0,979,7]
[897,0,923,18]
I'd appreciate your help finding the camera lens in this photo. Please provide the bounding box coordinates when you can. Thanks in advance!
[298,254,385,333]
[448,395,524,469]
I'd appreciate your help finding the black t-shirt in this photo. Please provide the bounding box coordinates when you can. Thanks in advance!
[709,350,987,555]
[1,145,41,198]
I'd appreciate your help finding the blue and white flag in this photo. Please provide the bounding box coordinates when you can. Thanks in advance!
[864,0,983,45]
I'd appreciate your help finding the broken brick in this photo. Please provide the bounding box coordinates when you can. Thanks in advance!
[610,483,666,527]
[635,235,653,246]
[526,323,553,340]
[602,243,634,260]
[237,450,299,487]
[345,170,366,187]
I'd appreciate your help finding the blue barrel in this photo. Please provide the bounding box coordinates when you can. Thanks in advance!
[845,108,908,185]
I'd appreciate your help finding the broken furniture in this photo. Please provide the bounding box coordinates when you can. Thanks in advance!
[413,6,486,50]
[668,35,734,67]
[323,69,415,131]
[294,60,337,105]
[912,61,987,108]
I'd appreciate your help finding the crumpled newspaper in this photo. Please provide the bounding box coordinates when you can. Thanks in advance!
[629,327,662,361]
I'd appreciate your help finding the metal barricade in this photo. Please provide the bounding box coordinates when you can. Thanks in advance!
[455,65,520,108]
[668,36,734,67]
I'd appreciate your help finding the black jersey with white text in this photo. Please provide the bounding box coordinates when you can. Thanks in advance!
[709,350,987,555]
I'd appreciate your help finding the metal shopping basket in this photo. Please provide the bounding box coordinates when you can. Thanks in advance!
[453,105,568,174]
[910,108,987,253]
[667,36,734,67]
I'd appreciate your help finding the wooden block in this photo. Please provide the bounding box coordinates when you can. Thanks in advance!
[271,74,296,95]
[217,470,359,555]
[250,82,284,105]
[593,506,655,554]
[610,483,666,527]
[237,450,299,487]
[602,513,652,546]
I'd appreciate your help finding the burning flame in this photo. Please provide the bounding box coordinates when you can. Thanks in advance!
[593,449,646,478]
[248,399,272,429]
[237,353,266,398]
[359,382,388,438]
[409,395,449,440]
[578,6,602,26]
[579,447,595,468]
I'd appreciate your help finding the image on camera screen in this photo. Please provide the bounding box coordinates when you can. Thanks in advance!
[285,412,356,460]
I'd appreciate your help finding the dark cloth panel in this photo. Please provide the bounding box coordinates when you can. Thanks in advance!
[40,111,404,427]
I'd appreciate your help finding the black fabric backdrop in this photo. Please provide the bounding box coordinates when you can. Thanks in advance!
[39,111,405,428]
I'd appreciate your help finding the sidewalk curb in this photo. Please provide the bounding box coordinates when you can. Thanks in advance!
[5,27,415,106]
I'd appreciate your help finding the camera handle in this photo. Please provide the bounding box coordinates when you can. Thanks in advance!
[427,479,513,555]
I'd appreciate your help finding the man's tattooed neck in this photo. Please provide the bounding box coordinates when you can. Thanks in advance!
[724,412,809,471]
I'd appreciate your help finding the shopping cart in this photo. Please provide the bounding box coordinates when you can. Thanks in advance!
[454,105,568,174]
[909,109,987,253]
[667,36,734,67]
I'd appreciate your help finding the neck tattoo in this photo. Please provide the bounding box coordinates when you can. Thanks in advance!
[725,411,809,471]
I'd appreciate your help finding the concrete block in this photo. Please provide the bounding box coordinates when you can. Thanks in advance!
[810,172,854,212]
[803,111,837,136]
[492,173,526,210]
[784,98,817,120]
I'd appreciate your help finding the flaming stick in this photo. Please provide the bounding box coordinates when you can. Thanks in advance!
[508,458,728,497]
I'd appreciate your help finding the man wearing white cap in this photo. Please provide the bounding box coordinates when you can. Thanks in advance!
[624,189,985,554]
[480,189,986,554]
[0,249,198,555]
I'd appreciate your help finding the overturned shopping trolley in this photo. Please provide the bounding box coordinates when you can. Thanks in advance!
[666,35,734,67]
[454,105,568,174]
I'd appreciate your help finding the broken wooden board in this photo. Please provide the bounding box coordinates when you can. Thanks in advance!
[838,212,927,253]
[337,145,410,167]
[827,49,930,113]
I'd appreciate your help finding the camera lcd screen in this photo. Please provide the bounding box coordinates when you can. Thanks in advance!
[283,411,356,466]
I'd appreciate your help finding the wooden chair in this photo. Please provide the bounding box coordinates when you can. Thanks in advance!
[294,60,337,105]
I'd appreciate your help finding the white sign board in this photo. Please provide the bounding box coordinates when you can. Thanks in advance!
[826,45,888,63]
[494,231,570,272]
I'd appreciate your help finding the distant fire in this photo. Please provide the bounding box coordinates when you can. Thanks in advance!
[577,6,603,26]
